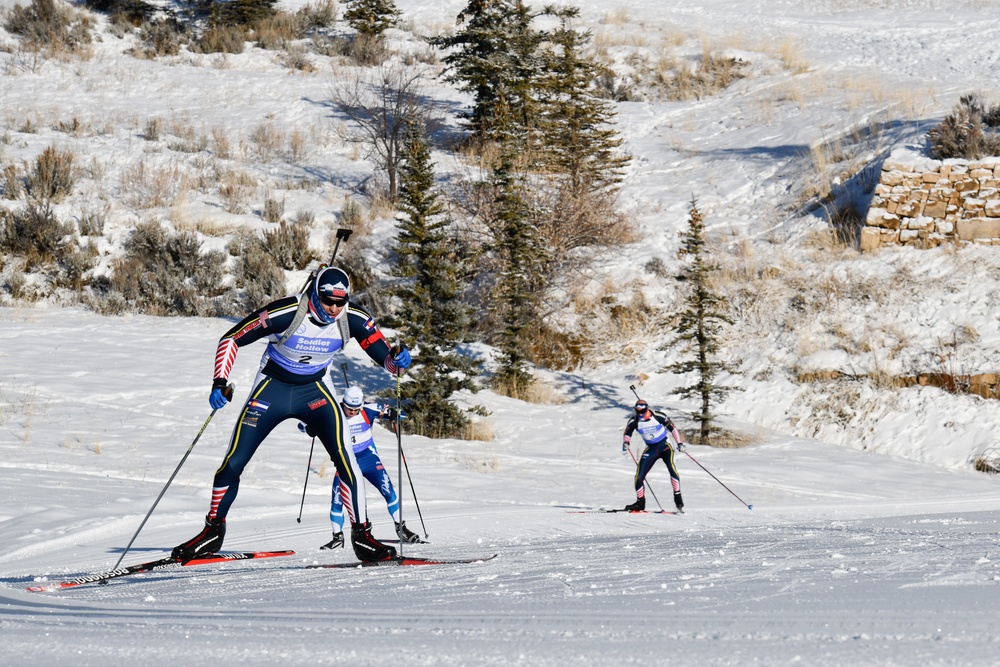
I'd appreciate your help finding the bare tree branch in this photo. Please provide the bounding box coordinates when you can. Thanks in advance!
[330,63,428,201]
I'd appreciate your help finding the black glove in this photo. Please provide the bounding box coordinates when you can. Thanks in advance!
[298,422,317,438]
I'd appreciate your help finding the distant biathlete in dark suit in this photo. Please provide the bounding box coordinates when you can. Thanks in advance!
[621,399,685,512]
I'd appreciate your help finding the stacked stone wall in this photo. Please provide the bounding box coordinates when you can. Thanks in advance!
[862,148,1000,251]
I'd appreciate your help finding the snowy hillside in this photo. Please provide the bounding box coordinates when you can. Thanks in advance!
[3,0,1000,665]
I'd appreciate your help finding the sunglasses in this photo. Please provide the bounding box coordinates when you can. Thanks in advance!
[320,295,348,307]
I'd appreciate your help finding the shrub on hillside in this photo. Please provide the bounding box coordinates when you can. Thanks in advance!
[4,0,93,54]
[928,94,1000,160]
[0,202,74,270]
[133,18,186,58]
[25,146,75,203]
[2,165,24,200]
[82,0,159,25]
[298,0,337,29]
[984,104,1000,128]
[262,219,314,270]
[229,229,287,309]
[193,25,246,54]
[105,220,227,316]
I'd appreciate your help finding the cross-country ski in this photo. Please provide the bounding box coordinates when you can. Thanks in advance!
[565,508,681,515]
[308,554,498,569]
[27,550,295,592]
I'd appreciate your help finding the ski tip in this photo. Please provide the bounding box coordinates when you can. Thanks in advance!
[26,581,74,593]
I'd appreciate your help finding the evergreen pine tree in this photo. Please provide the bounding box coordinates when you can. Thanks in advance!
[487,155,547,394]
[388,114,477,437]
[343,0,400,39]
[536,8,630,196]
[429,0,549,144]
[665,200,738,442]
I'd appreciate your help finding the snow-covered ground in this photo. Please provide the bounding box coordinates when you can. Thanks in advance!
[3,308,1000,666]
[3,0,1000,664]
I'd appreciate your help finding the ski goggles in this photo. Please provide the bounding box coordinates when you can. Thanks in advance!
[320,295,348,307]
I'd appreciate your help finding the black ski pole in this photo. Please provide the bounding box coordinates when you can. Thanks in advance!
[682,449,753,510]
[293,232,353,523]
[296,437,316,524]
[111,383,234,571]
[395,360,405,558]
[297,228,353,293]
[393,344,429,546]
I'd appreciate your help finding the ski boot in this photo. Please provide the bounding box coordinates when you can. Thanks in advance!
[395,521,421,544]
[320,531,344,550]
[674,492,685,513]
[351,521,396,561]
[171,515,225,561]
[624,497,646,512]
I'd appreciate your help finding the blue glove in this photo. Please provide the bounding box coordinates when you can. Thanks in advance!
[393,346,411,369]
[209,382,231,410]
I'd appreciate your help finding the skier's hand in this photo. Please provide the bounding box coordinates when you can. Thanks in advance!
[392,345,411,369]
[298,422,317,438]
[677,442,686,452]
[621,442,629,456]
[383,408,405,421]
[209,380,232,410]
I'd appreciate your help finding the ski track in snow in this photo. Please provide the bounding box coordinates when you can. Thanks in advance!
[3,503,1000,666]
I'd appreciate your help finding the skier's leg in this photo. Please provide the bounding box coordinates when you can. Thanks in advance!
[626,447,655,510]
[329,471,346,531]
[661,446,683,510]
[358,447,399,522]
[319,471,347,549]
[173,377,283,559]
[304,381,393,561]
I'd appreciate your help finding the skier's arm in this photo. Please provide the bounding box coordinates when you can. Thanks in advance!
[622,417,637,454]
[653,413,685,448]
[346,307,411,375]
[213,296,300,384]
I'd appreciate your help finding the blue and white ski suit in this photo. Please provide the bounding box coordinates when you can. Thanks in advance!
[329,402,399,530]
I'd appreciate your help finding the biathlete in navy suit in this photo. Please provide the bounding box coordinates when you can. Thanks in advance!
[621,399,685,512]
[172,267,411,562]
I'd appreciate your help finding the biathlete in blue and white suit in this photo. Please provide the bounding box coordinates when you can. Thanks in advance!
[315,386,421,550]
[172,267,412,563]
[621,399,685,513]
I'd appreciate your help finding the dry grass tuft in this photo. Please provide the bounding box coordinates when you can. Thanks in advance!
[462,419,495,442]
[686,429,760,448]
[491,375,567,404]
